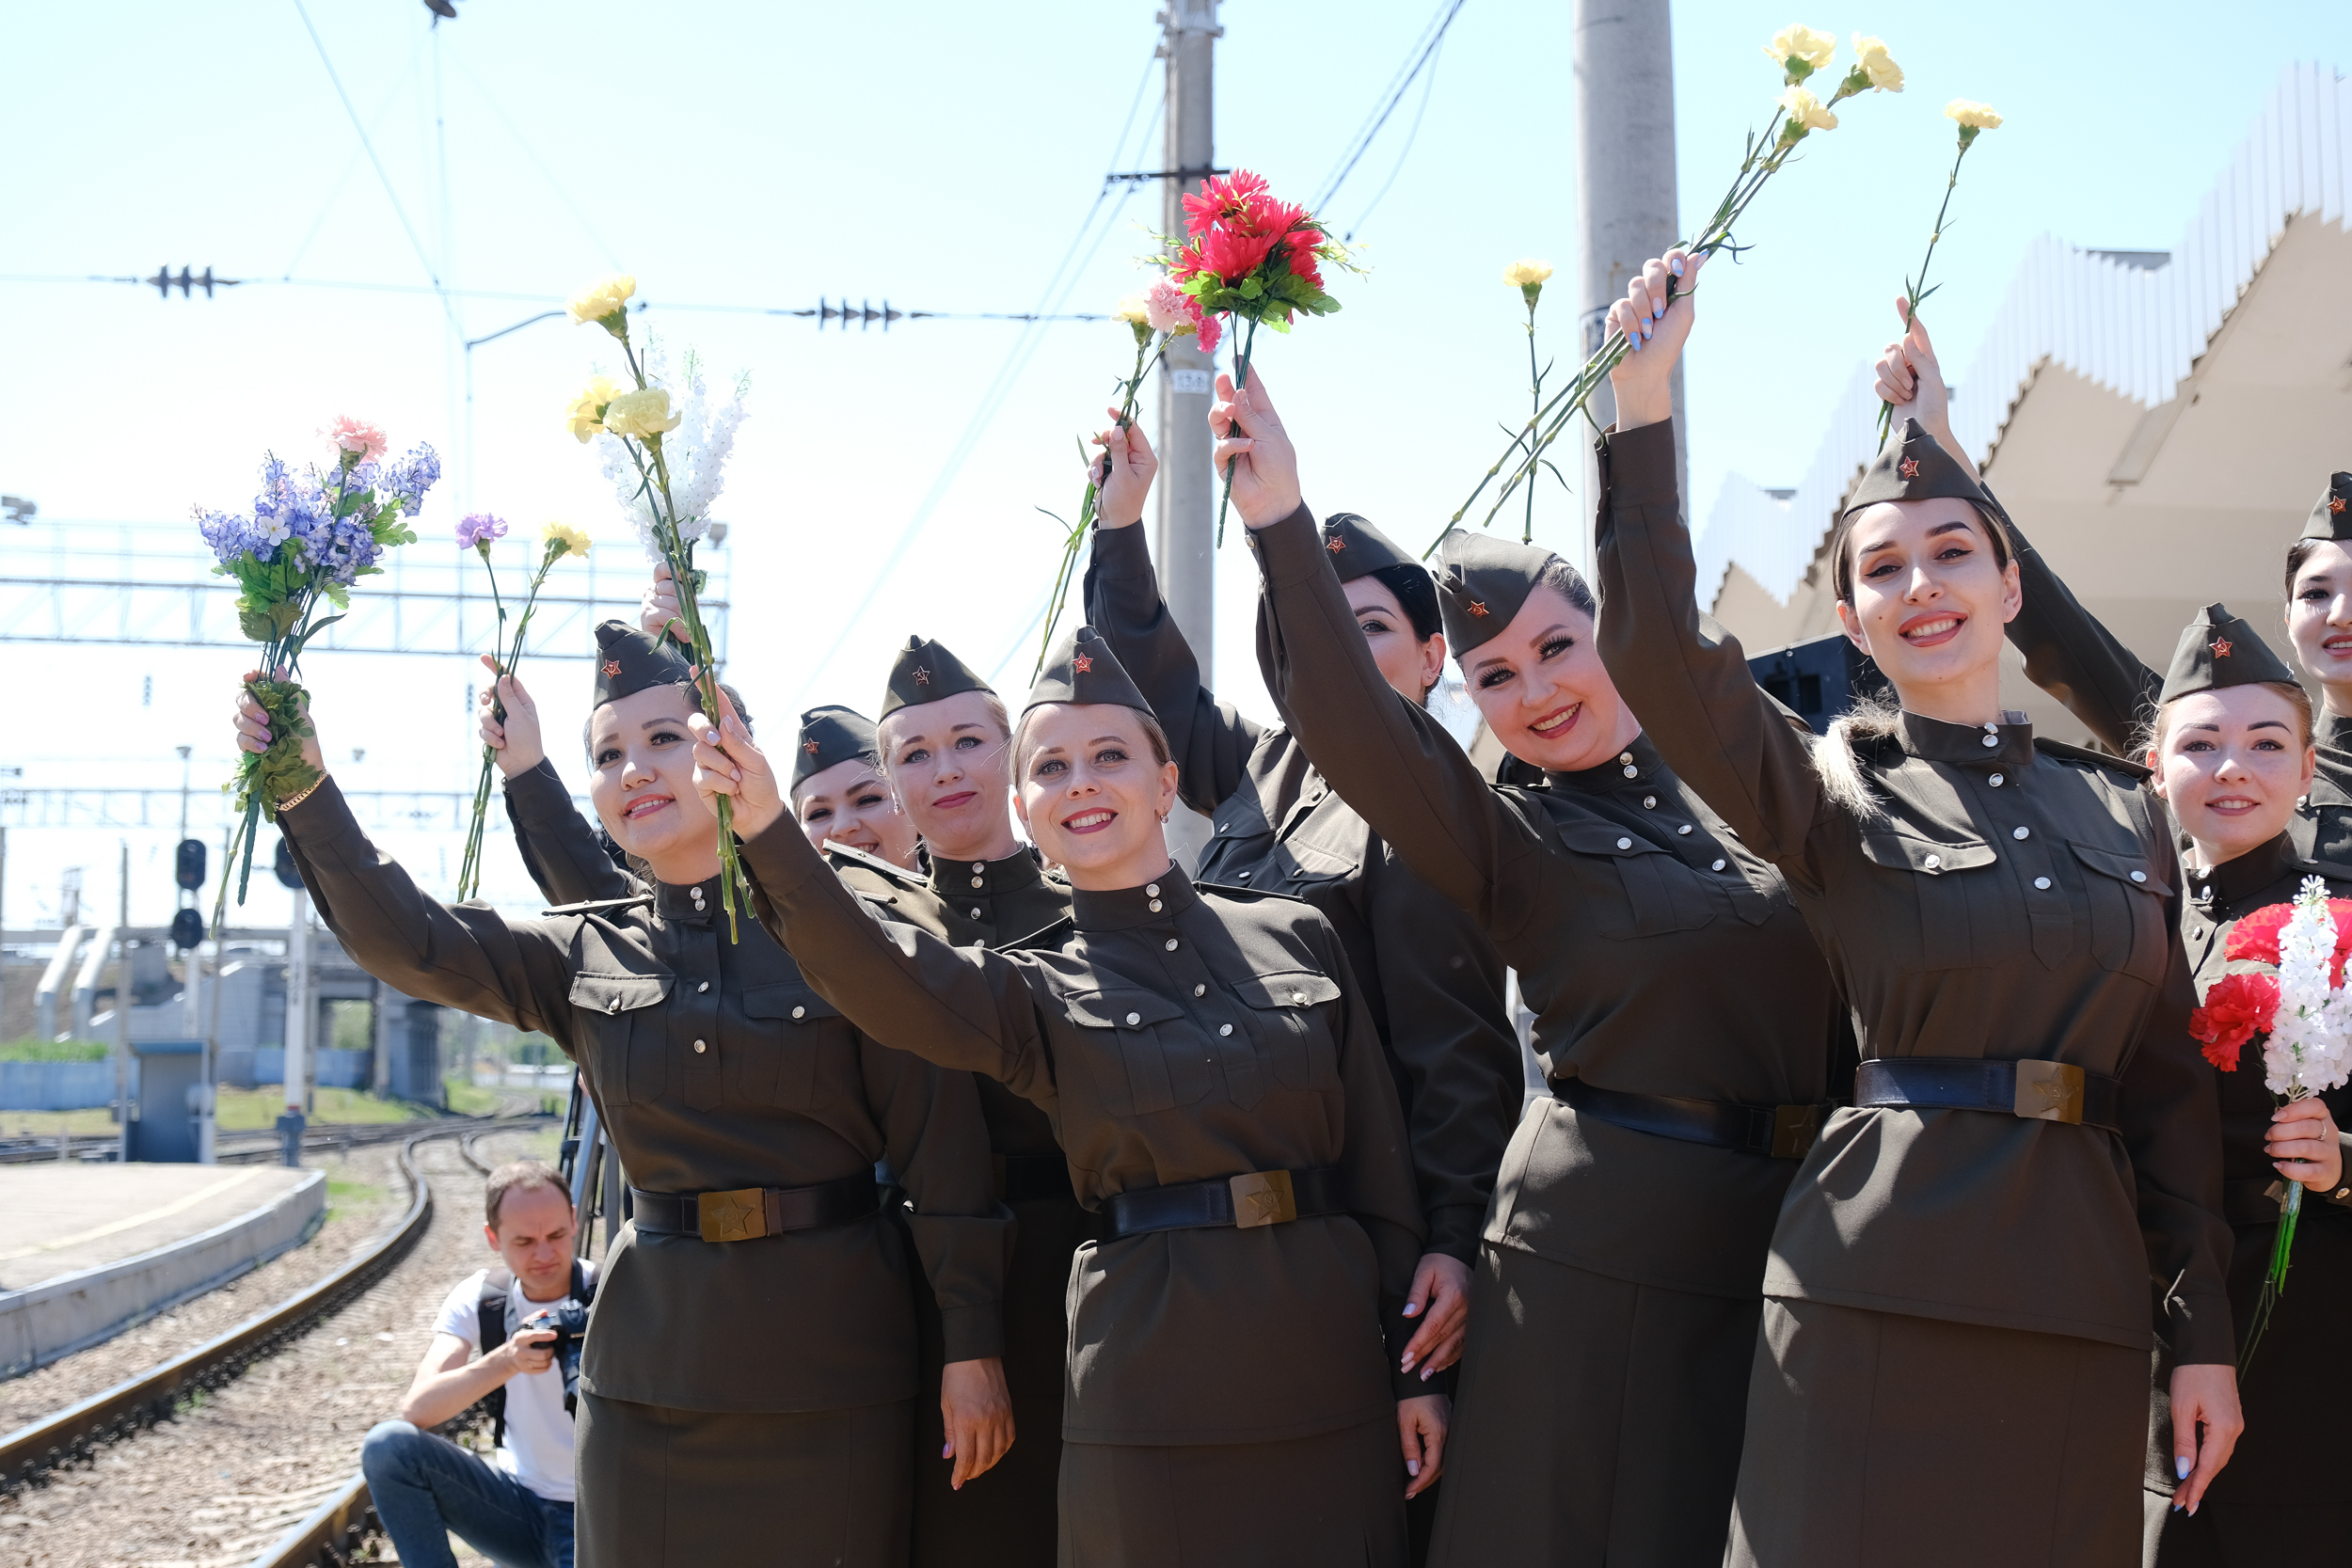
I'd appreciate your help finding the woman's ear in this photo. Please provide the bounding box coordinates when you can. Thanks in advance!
[2300,743,2320,796]
[1012,789,1032,834]
[1998,557,2023,625]
[1420,633,1446,697]
[1157,758,1182,816]
[2144,750,2167,797]
[1836,599,1870,657]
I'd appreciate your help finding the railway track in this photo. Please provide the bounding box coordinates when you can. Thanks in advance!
[0,1119,546,1566]
[0,1107,552,1166]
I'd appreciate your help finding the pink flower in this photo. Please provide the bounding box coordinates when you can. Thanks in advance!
[324,416,388,463]
[1194,310,1224,357]
[1144,277,1192,334]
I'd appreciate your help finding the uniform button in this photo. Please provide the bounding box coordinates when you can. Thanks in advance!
[1289,990,1304,1004]
[1149,899,1164,911]
[1193,984,1206,997]
[2130,870,2147,883]
[1924,853,1942,869]
[1618,752,1633,765]
[2034,876,2052,891]
[1677,824,1692,835]
[1165,938,1180,952]
[1237,872,1250,880]
[608,997,620,1014]
[1146,883,1161,896]
[1218,1024,1233,1037]
[1217,823,1229,833]
[698,981,709,993]
[2012,826,2030,840]
[791,1006,804,1019]
[1615,836,1633,850]
[1980,734,1998,748]
[969,907,982,919]
[971,876,985,889]
[1125,1011,1142,1026]
[1643,795,1657,809]
[1623,765,1639,778]
[1712,859,1727,871]
[692,1039,707,1053]
[1989,772,2004,786]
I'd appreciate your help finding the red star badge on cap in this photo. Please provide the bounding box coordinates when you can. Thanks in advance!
[912,665,931,685]
[2333,497,2348,515]
[1467,601,1489,618]
[2211,637,2233,658]
[600,659,622,677]
[1073,653,1094,673]
[1326,535,1346,552]
[803,739,822,754]
[1899,457,1920,480]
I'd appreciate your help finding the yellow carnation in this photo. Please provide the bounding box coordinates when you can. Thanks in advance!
[1763,24,1836,81]
[1502,260,1554,289]
[601,387,681,442]
[1780,86,1839,133]
[566,274,637,336]
[1851,34,1903,92]
[1112,293,1152,325]
[1945,99,2003,130]
[541,519,592,561]
[565,374,624,444]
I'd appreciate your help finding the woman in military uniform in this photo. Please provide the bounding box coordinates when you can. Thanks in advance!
[1080,422,1522,1432]
[791,703,921,868]
[1584,246,2236,1566]
[685,626,1443,1568]
[1212,376,1847,1565]
[238,621,1011,1568]
[2134,608,2351,1560]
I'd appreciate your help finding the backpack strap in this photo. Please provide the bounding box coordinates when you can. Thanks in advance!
[571,1258,596,1309]
[477,1267,514,1449]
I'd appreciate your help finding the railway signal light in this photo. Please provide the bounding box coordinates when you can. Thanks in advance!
[176,838,207,890]
[169,907,204,951]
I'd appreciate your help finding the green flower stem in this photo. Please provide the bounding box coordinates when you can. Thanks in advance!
[1523,296,1543,544]
[1213,316,1262,548]
[1878,136,1976,442]
[1034,331,1163,681]
[2241,1095,2311,1370]
[456,541,567,900]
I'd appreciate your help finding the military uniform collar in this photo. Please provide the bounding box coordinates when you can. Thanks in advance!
[655,874,725,925]
[2309,710,2352,809]
[929,847,1044,900]
[1547,733,1666,793]
[1070,861,1197,932]
[1897,708,2035,769]
[2185,832,2301,912]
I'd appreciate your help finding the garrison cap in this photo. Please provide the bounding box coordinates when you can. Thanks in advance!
[1432,529,1560,654]
[593,618,693,707]
[1843,418,1997,519]
[2158,602,2298,705]
[880,635,993,720]
[2302,472,2352,542]
[1320,512,1422,585]
[791,705,882,792]
[1025,625,1152,715]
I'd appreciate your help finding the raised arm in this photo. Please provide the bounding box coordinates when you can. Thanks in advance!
[1588,251,1827,880]
[1081,419,1264,816]
[1873,306,2156,752]
[476,660,636,906]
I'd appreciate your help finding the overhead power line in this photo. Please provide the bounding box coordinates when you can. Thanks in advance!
[1311,0,1465,215]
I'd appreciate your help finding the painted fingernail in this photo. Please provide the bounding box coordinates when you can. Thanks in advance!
[1671,257,1685,277]
[943,1444,953,1458]
[1399,1354,1415,1371]
[1421,1366,1434,1382]
[1406,1460,1420,1477]
[1651,303,1664,321]
[1402,1302,1420,1316]
[2177,1455,2192,1479]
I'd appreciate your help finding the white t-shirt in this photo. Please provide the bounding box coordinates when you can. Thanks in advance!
[432,1263,597,1504]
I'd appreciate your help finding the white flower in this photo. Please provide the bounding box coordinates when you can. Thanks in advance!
[2264,878,2352,1097]
[593,345,748,558]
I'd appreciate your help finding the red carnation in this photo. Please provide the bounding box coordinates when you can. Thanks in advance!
[2224,902,2294,964]
[2188,971,2279,1071]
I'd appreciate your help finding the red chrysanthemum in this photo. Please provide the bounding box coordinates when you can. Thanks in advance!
[1181,170,1273,238]
[2188,971,2279,1071]
[1190,225,1282,286]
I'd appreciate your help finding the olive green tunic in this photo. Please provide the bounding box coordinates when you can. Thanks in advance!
[1593,419,2231,1565]
[1242,501,1846,1564]
[281,777,1008,1565]
[1084,523,1522,1267]
[736,818,1427,1565]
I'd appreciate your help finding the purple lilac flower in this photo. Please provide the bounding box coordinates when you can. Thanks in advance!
[455,513,508,549]
[387,443,441,517]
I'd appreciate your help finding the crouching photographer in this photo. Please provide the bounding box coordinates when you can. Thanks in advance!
[362,1159,596,1568]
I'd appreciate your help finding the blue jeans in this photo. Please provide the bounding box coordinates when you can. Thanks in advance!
[360,1420,575,1568]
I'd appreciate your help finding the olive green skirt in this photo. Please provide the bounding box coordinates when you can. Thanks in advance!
[1427,1243,1759,1567]
[1057,1416,1406,1568]
[1727,1298,2145,1568]
[576,1392,912,1568]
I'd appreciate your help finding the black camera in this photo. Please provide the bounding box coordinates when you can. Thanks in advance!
[525,1302,592,1415]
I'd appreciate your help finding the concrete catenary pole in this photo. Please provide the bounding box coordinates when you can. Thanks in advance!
[280,885,311,1166]
[1155,0,1221,868]
[1574,0,1687,566]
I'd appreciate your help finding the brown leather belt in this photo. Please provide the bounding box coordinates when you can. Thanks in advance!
[628,1175,880,1243]
[1559,1079,1827,1160]
[1855,1057,2122,1133]
[1104,1167,1345,1240]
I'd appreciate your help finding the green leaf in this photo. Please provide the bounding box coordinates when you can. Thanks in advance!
[238,603,278,641]
[291,612,346,658]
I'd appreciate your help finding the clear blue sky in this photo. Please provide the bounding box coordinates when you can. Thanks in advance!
[6,0,2349,927]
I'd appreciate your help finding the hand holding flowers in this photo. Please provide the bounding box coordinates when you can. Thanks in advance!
[1876,97,2004,438]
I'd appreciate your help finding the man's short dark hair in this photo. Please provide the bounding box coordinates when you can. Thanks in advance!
[485,1158,571,1229]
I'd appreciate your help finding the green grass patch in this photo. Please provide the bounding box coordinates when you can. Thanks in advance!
[0,1107,117,1137]
[0,1037,112,1061]
[326,1175,389,1219]
[214,1085,436,1132]
[442,1077,498,1117]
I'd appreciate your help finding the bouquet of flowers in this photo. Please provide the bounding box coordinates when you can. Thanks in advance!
[564,274,754,938]
[1877,98,2003,439]
[454,515,593,899]
[198,420,436,912]
[1435,24,1903,553]
[1155,169,1351,544]
[2186,876,2352,1360]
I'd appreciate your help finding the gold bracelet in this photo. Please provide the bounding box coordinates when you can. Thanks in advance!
[278,776,327,813]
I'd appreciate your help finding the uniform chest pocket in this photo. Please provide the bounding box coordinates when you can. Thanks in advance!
[569,972,674,1107]
[1064,989,1212,1117]
[2070,842,2171,983]
[1858,830,2009,972]
[1555,821,1716,940]
[737,983,840,1108]
[1231,970,1344,1092]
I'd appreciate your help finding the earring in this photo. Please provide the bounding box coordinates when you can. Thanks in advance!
[1157,811,1169,824]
